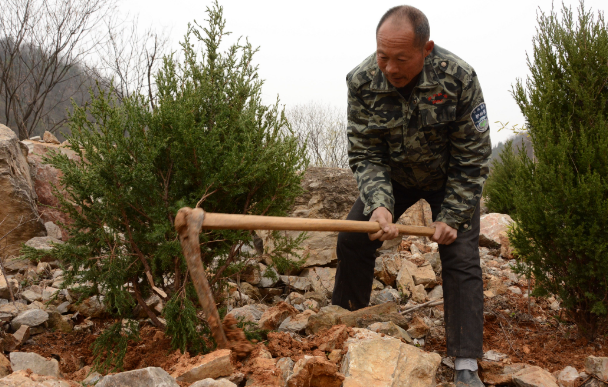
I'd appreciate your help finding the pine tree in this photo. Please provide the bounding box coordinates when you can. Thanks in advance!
[510,1,608,339]
[483,139,521,215]
[35,1,308,367]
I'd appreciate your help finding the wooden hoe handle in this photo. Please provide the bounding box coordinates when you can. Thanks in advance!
[200,212,436,237]
[174,207,434,349]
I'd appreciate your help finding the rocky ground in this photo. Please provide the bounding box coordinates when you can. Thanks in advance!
[1,126,608,386]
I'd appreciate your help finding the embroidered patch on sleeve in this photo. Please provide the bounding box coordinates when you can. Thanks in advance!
[471,102,489,133]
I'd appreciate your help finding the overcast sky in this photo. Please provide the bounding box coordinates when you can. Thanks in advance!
[122,0,606,145]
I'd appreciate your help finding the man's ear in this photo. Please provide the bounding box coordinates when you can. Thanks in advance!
[423,40,435,57]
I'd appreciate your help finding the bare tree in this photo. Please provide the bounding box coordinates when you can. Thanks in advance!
[286,102,349,169]
[0,0,116,140]
[92,16,169,111]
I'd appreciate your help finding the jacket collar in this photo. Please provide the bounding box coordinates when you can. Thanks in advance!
[369,52,440,93]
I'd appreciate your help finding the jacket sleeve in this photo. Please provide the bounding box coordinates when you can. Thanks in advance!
[346,84,395,217]
[435,72,492,231]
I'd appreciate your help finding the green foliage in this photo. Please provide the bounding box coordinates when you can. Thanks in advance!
[163,292,210,354]
[509,1,608,339]
[91,320,140,373]
[36,0,307,365]
[483,139,521,215]
[236,318,269,343]
[265,231,308,275]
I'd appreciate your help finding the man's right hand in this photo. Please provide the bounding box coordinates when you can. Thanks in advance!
[369,207,399,241]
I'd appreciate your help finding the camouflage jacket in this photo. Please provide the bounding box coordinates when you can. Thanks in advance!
[346,45,491,232]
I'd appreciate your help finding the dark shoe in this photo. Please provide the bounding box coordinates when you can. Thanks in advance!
[455,370,485,387]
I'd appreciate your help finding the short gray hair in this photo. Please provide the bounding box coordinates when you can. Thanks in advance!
[376,5,430,49]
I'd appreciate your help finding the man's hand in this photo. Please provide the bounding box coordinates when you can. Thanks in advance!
[369,207,399,241]
[431,221,457,245]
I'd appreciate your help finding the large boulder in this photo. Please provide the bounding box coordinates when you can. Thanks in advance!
[258,168,358,268]
[340,336,441,387]
[22,139,80,240]
[513,366,559,387]
[0,125,46,257]
[174,350,233,383]
[479,213,513,249]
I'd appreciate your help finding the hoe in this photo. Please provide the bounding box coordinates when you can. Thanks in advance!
[174,207,435,355]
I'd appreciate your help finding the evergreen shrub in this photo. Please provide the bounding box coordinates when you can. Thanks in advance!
[483,139,521,215]
[32,1,308,368]
[510,2,608,339]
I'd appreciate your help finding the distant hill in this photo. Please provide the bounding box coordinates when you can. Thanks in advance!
[490,133,533,169]
[0,38,99,141]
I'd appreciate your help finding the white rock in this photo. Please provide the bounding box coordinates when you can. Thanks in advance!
[557,366,579,387]
[190,379,237,387]
[175,349,233,383]
[97,366,179,387]
[513,365,559,387]
[21,289,42,303]
[226,304,267,324]
[508,286,523,295]
[11,309,49,330]
[280,275,312,292]
[341,336,441,387]
[278,309,316,334]
[585,356,608,381]
[10,352,61,377]
[45,221,63,240]
[428,285,443,300]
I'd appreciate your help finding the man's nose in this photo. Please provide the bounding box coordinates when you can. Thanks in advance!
[385,59,399,74]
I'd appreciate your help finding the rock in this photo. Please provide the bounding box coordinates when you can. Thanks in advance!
[0,276,18,299]
[508,286,523,295]
[428,285,443,300]
[226,304,266,324]
[258,302,298,330]
[300,267,336,297]
[279,309,316,334]
[175,349,233,383]
[374,254,403,287]
[423,252,441,272]
[42,286,60,302]
[13,325,30,346]
[479,361,528,385]
[241,263,262,285]
[513,366,559,387]
[97,367,179,387]
[286,356,344,387]
[304,291,328,307]
[340,336,441,387]
[22,289,42,303]
[367,321,412,343]
[479,213,513,248]
[11,309,49,331]
[0,353,11,377]
[47,311,73,333]
[190,379,237,387]
[280,276,312,292]
[45,221,62,240]
[407,315,430,339]
[57,301,70,314]
[338,302,399,328]
[396,259,417,297]
[0,369,74,387]
[306,305,350,334]
[586,356,608,381]
[36,261,51,275]
[370,287,401,305]
[82,371,103,386]
[24,237,63,262]
[318,325,350,352]
[43,131,61,145]
[10,351,61,377]
[277,357,295,385]
[243,357,281,386]
[0,301,28,316]
[302,299,320,312]
[557,366,580,387]
[411,284,428,303]
[258,266,279,288]
[0,125,47,257]
[23,139,79,236]
[398,199,433,227]
[239,282,261,300]
[69,296,106,318]
[372,278,385,290]
[268,168,358,268]
[410,263,437,288]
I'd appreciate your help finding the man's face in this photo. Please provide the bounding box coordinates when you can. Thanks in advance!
[376,20,434,88]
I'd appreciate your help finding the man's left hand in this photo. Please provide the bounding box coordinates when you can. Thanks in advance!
[431,221,457,245]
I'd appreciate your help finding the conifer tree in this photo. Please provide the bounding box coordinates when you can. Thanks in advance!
[510,2,608,339]
[35,1,307,368]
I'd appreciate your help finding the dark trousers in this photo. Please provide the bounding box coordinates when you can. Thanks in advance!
[331,181,484,358]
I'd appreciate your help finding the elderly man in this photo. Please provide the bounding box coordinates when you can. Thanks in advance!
[332,5,491,386]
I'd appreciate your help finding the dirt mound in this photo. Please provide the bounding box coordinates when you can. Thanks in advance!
[223,314,254,359]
